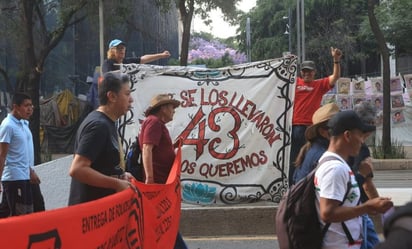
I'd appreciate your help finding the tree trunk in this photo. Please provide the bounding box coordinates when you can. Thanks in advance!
[178,0,195,66]
[0,68,14,92]
[367,0,391,157]
[16,69,42,165]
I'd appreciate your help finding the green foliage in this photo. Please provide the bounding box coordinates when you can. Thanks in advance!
[236,0,412,76]
[376,0,412,54]
[190,52,234,68]
[192,31,215,43]
[236,0,289,61]
[167,58,180,66]
[372,139,406,159]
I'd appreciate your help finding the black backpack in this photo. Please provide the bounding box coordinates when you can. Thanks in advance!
[276,156,354,249]
[125,137,144,182]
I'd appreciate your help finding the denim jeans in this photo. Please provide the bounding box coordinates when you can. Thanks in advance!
[361,214,380,249]
[289,125,307,186]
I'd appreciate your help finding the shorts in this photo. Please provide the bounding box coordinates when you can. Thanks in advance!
[0,180,33,217]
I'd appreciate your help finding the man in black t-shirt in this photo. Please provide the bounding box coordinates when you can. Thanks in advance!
[68,72,134,205]
[102,39,171,73]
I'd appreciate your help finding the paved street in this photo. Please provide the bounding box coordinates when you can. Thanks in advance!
[182,169,412,249]
[374,169,412,188]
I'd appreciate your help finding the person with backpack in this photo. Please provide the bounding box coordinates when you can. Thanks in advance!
[292,103,340,184]
[139,93,187,249]
[292,101,381,248]
[315,110,393,249]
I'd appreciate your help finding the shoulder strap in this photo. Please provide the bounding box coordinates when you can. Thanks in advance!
[341,167,357,244]
[319,156,355,244]
[315,155,340,170]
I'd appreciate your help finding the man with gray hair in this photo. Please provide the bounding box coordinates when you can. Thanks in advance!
[350,101,380,249]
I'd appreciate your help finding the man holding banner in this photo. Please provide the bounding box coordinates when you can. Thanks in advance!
[289,47,342,186]
[102,39,171,73]
[139,93,188,249]
[68,72,134,205]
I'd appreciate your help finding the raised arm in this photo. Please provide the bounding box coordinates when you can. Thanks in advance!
[328,47,343,87]
[140,50,171,64]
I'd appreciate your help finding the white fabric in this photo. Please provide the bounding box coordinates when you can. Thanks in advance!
[121,57,297,204]
[315,151,362,249]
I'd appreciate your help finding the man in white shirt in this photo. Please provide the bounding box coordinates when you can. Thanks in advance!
[315,110,393,249]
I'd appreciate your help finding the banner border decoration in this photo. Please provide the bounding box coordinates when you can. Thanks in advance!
[119,55,297,205]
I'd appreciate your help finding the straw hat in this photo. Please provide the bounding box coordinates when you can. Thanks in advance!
[144,94,180,117]
[304,103,340,141]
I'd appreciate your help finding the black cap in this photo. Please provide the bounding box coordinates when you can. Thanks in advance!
[328,110,376,136]
[301,61,316,70]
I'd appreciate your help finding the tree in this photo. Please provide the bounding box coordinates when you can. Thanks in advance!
[0,0,88,164]
[236,0,290,61]
[156,0,241,66]
[377,0,412,55]
[367,0,392,157]
[236,0,382,78]
[188,34,247,67]
[304,0,368,77]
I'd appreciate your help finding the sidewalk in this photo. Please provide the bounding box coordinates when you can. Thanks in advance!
[180,168,412,237]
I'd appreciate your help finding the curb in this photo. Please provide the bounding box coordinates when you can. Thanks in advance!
[373,159,412,170]
[180,203,404,237]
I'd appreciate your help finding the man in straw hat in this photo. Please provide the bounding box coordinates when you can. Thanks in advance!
[139,93,187,249]
[292,103,339,184]
[289,47,343,186]
[139,93,180,185]
[315,110,393,249]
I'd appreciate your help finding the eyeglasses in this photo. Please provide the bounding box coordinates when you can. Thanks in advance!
[115,47,126,51]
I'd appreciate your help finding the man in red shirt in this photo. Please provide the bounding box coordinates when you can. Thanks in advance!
[139,93,187,249]
[288,47,342,186]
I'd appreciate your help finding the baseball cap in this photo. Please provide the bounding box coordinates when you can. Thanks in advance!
[109,39,126,48]
[301,61,316,71]
[327,110,376,136]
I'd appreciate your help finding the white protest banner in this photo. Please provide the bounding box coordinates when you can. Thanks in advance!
[119,56,297,204]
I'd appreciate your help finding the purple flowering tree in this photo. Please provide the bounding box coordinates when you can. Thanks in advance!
[188,37,247,67]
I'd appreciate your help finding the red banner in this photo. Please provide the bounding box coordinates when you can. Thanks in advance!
[0,148,182,249]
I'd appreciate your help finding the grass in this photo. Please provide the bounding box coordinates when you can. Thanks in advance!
[372,139,406,159]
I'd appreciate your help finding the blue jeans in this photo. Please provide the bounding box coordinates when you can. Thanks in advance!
[174,232,187,249]
[289,125,307,186]
[361,214,380,249]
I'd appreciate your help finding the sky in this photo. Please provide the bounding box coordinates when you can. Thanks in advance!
[192,0,257,38]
